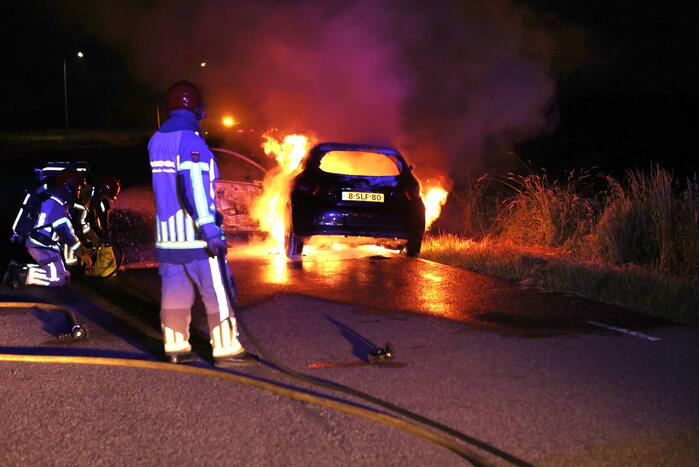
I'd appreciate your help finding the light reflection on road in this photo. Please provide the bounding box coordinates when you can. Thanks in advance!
[231,243,488,322]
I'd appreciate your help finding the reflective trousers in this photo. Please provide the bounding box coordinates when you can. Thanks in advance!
[159,257,242,357]
[25,242,69,286]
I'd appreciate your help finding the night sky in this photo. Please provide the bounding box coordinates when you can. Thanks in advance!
[2,0,697,177]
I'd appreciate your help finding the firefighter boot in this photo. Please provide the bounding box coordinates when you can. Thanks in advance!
[2,262,27,289]
[168,351,197,364]
[211,317,259,367]
[161,312,195,364]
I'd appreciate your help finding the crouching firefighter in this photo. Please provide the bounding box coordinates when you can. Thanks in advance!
[64,175,121,271]
[6,169,93,287]
[148,80,257,366]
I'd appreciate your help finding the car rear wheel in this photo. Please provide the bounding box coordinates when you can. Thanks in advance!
[405,234,422,257]
[285,232,304,258]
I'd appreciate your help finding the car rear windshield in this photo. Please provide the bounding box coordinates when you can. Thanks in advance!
[319,151,401,176]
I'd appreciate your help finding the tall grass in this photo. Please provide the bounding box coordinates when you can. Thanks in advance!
[451,165,699,279]
[497,171,596,253]
[594,166,699,276]
[423,165,699,324]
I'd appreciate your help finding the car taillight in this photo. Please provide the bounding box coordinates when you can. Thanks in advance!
[295,178,320,195]
[404,183,420,201]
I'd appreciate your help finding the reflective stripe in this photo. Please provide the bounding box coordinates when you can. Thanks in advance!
[11,193,31,232]
[156,240,207,249]
[194,215,215,228]
[37,213,47,229]
[48,262,57,281]
[181,161,211,223]
[70,241,81,251]
[208,256,230,321]
[155,210,201,246]
[150,160,176,168]
[175,331,185,344]
[49,196,64,205]
[179,161,210,171]
[221,320,231,348]
[210,319,243,358]
[175,210,185,241]
[186,216,195,241]
[168,217,176,242]
[210,158,216,199]
[64,245,77,265]
[26,268,50,286]
[162,325,191,353]
[160,221,168,242]
[52,218,71,229]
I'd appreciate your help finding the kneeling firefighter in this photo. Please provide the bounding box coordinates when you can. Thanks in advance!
[7,169,93,287]
[148,80,256,366]
[64,174,122,275]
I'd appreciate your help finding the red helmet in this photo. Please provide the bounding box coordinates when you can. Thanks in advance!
[165,80,203,114]
[93,175,121,201]
[53,169,87,199]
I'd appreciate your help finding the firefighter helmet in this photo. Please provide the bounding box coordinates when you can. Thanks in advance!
[53,169,87,199]
[93,175,121,201]
[165,80,204,117]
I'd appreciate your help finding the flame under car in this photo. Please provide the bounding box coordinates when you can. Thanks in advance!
[285,142,425,258]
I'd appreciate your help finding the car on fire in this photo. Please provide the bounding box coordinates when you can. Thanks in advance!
[285,142,425,258]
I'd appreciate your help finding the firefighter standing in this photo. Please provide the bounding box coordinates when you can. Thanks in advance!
[148,80,255,366]
[6,169,93,287]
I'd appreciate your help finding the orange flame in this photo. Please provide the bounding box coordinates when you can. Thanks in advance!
[262,133,308,174]
[253,133,449,253]
[420,180,449,231]
[253,132,312,252]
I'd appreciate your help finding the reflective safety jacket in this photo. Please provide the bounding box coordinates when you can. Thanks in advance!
[148,109,223,263]
[27,187,82,253]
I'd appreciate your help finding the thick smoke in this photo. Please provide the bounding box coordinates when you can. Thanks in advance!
[60,0,576,178]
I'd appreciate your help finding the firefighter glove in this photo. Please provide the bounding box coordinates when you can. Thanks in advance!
[205,234,227,257]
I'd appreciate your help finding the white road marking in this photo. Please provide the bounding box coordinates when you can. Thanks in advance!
[585,320,662,341]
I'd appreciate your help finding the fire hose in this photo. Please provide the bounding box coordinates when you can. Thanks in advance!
[0,301,87,340]
[215,250,532,467]
[0,258,532,466]
[0,297,500,465]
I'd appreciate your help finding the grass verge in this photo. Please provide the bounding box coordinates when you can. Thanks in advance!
[421,234,699,326]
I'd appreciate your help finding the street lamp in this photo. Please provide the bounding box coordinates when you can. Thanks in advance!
[63,51,84,128]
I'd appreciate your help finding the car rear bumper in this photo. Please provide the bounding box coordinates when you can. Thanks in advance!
[291,206,423,239]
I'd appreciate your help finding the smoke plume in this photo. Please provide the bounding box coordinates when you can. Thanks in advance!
[59,0,581,177]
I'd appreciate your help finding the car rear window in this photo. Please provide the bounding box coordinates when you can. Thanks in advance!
[319,151,401,176]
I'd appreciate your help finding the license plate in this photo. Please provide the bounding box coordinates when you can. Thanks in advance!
[342,191,384,203]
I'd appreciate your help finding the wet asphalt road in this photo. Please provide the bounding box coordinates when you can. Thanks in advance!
[1,248,699,466]
[1,143,698,465]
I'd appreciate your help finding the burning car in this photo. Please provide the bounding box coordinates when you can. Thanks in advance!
[285,142,425,258]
